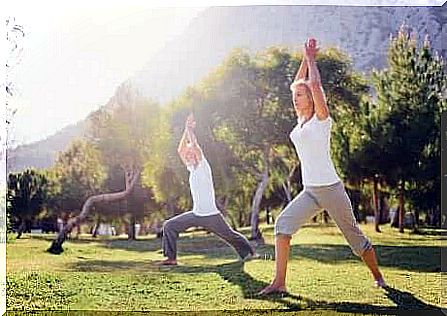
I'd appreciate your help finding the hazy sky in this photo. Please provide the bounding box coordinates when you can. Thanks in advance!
[6,2,205,147]
[4,0,443,147]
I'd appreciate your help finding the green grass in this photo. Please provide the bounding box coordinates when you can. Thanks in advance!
[6,223,447,313]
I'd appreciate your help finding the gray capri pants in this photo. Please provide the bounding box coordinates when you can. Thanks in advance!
[275,181,372,257]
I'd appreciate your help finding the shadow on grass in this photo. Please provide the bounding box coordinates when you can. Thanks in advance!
[410,228,447,237]
[287,244,442,273]
[172,261,444,313]
[27,234,107,244]
[90,232,442,273]
[68,259,444,313]
[68,259,160,272]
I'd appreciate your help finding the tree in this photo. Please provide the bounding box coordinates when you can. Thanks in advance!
[407,35,446,228]
[145,46,373,242]
[142,107,191,219]
[7,169,49,238]
[356,27,446,233]
[213,48,371,240]
[209,48,297,242]
[48,83,159,253]
[52,139,107,215]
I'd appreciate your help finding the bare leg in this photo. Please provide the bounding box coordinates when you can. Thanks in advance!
[361,247,386,287]
[258,234,291,294]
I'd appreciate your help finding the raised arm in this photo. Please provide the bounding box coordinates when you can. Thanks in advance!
[177,127,190,154]
[293,52,308,82]
[177,114,203,165]
[305,38,329,120]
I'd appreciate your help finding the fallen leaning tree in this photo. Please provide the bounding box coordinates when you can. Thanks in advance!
[47,168,140,254]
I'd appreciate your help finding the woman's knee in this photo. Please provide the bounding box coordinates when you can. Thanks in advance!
[274,215,296,236]
[163,219,176,233]
[351,238,373,257]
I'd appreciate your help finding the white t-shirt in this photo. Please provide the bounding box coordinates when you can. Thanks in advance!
[289,114,341,186]
[187,157,221,216]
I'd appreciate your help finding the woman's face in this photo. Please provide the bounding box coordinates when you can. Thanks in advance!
[184,148,198,166]
[293,84,313,113]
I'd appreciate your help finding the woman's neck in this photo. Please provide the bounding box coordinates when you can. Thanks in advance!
[297,108,314,123]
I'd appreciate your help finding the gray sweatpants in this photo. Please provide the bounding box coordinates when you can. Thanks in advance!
[275,181,372,257]
[162,212,253,260]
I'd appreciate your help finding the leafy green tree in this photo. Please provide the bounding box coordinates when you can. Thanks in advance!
[407,35,446,227]
[145,46,374,241]
[7,169,49,238]
[48,83,159,253]
[52,139,106,213]
[194,48,297,241]
[352,27,446,232]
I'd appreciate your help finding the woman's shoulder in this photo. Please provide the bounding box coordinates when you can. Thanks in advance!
[314,113,333,125]
[314,111,332,121]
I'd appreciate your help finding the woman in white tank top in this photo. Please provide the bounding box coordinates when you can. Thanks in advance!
[259,38,386,295]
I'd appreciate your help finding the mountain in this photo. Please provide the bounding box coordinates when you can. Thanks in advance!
[131,5,446,103]
[7,121,87,173]
[8,5,446,173]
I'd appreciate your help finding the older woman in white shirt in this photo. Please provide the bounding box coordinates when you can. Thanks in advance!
[158,114,256,266]
[259,38,386,294]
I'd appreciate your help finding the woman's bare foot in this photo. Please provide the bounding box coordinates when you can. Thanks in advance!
[154,258,177,266]
[374,277,387,288]
[258,283,287,295]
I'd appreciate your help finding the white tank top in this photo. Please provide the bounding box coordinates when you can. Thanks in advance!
[187,157,221,216]
[289,114,341,186]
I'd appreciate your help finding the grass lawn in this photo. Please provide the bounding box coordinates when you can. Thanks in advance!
[6,223,447,314]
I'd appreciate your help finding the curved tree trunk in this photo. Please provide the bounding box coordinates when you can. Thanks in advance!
[47,169,140,254]
[250,147,270,242]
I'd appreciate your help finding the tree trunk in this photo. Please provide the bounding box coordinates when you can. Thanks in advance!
[92,215,101,238]
[398,180,405,233]
[322,210,329,224]
[47,168,140,254]
[16,218,26,239]
[250,147,270,242]
[74,225,81,239]
[128,214,136,240]
[282,164,297,203]
[413,208,420,233]
[373,176,381,233]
